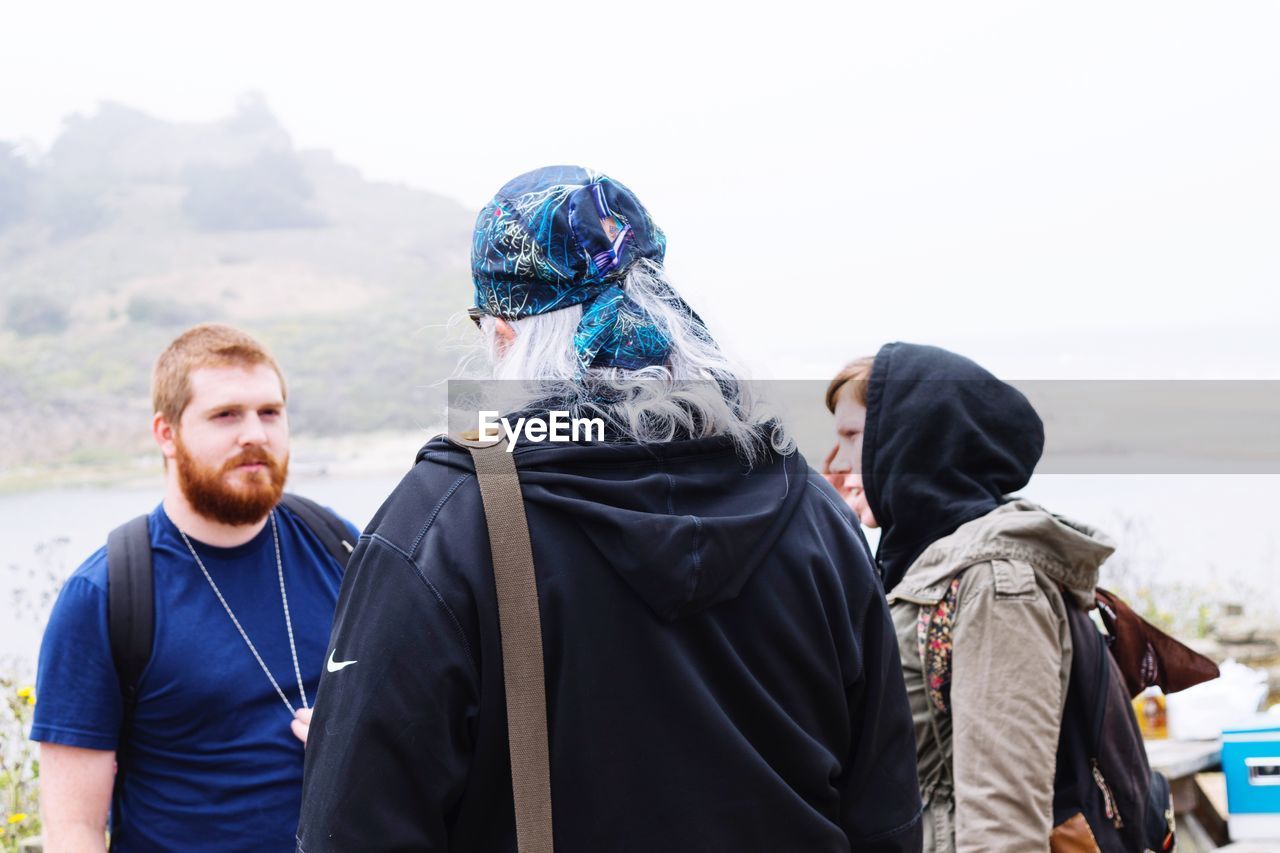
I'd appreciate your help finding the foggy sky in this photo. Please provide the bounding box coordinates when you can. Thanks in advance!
[3,1,1278,378]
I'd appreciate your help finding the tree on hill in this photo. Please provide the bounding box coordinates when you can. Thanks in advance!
[0,143,33,231]
[2,141,108,241]
[125,295,219,327]
[43,182,109,241]
[5,293,69,336]
[47,102,164,179]
[182,150,328,231]
[227,91,281,135]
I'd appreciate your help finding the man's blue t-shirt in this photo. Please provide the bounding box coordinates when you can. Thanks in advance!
[32,502,356,852]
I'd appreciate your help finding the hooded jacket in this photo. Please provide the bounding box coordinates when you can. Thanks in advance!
[297,433,923,852]
[888,502,1115,853]
[862,343,1114,852]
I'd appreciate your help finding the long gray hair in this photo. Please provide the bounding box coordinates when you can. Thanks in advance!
[457,260,791,464]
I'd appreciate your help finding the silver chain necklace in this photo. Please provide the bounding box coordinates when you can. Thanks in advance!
[178,510,309,716]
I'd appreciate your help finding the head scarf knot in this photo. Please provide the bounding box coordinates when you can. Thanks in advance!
[471,165,686,371]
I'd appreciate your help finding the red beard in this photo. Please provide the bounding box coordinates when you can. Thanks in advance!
[175,438,289,526]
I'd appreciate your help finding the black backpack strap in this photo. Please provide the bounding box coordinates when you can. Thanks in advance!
[279,493,355,569]
[107,512,153,827]
[107,515,154,725]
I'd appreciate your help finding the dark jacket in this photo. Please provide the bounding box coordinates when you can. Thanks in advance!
[298,434,922,852]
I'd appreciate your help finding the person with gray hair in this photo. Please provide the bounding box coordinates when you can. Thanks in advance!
[297,166,922,852]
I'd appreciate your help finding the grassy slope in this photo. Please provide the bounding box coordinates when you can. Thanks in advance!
[0,103,474,479]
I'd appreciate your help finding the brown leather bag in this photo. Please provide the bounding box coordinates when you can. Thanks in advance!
[1095,587,1220,698]
[1050,812,1101,853]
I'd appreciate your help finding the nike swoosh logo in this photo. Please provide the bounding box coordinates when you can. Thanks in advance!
[327,650,358,672]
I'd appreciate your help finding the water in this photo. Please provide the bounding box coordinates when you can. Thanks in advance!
[0,472,406,677]
[3,471,1278,677]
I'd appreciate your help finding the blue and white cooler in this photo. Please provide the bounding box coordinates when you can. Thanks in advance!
[1223,720,1280,841]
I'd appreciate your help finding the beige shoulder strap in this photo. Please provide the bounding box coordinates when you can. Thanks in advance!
[466,439,554,853]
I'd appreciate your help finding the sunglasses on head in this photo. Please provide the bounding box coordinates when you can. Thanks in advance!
[467,307,487,329]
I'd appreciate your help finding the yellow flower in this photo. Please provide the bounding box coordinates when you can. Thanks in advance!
[17,685,35,705]
[6,813,27,824]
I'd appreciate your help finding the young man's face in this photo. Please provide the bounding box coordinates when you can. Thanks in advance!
[828,392,878,528]
[160,363,290,525]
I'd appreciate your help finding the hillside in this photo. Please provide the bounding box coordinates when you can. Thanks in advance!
[0,95,474,475]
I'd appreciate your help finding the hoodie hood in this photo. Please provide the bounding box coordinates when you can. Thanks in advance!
[425,434,809,622]
[891,500,1116,609]
[863,342,1045,592]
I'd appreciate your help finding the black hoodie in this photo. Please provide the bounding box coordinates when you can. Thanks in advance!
[862,342,1045,592]
[298,434,922,852]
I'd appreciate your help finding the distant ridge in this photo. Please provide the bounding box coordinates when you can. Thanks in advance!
[0,95,474,472]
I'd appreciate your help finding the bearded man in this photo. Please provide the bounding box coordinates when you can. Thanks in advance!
[32,323,357,852]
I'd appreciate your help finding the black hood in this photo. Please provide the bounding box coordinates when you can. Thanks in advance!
[862,342,1044,592]
[425,434,810,622]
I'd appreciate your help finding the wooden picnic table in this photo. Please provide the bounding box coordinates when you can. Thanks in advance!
[1145,738,1222,782]
[1146,739,1226,849]
[1145,739,1280,850]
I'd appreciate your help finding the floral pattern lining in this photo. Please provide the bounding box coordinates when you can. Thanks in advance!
[917,576,963,716]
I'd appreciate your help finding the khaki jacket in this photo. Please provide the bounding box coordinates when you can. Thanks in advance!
[886,500,1115,853]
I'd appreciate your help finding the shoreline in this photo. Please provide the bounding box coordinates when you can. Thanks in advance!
[0,429,438,495]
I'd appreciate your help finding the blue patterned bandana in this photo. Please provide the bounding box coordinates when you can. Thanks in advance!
[472,165,685,371]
